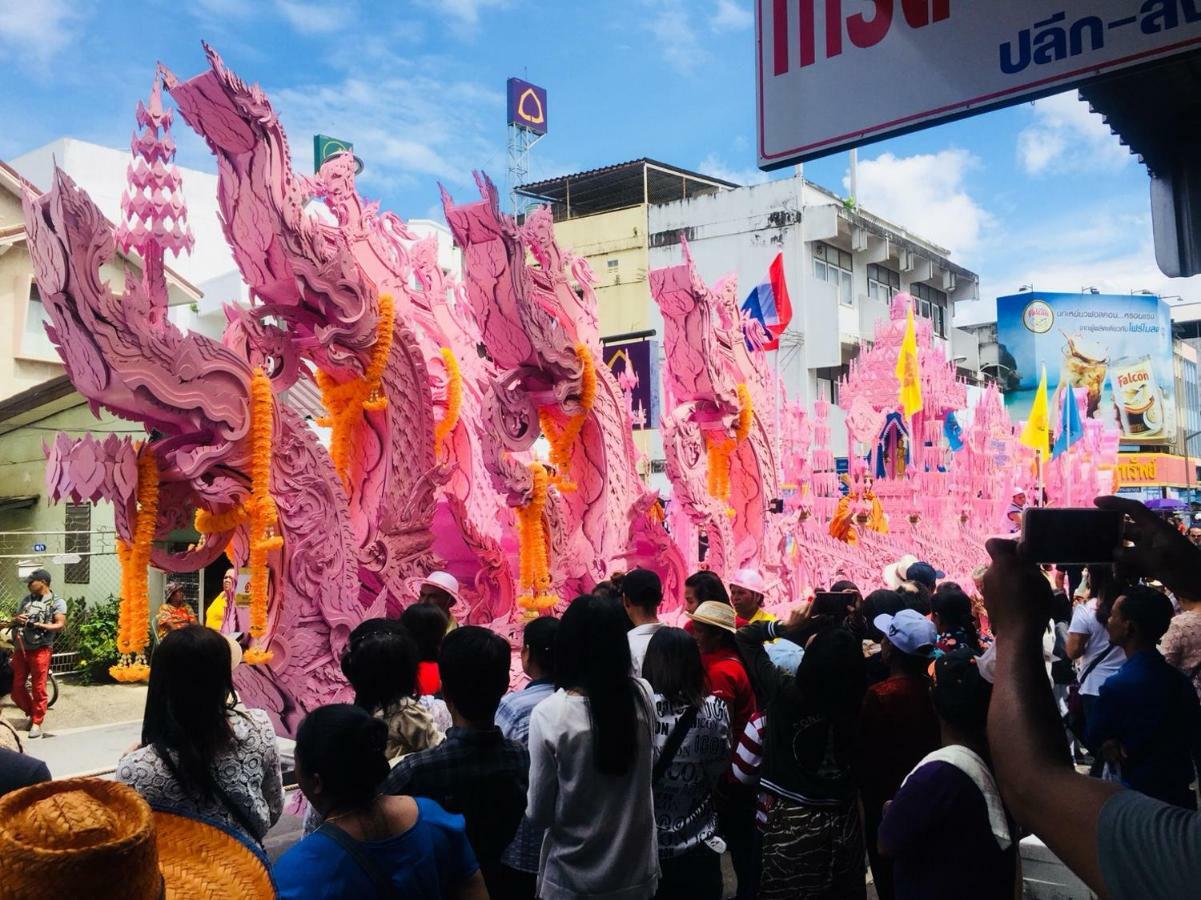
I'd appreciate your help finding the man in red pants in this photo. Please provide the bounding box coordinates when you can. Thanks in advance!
[10,569,66,739]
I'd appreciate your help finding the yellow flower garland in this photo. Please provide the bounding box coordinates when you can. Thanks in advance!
[433,347,462,453]
[316,294,396,487]
[537,343,597,491]
[516,462,558,613]
[243,367,283,665]
[706,383,754,514]
[111,448,159,683]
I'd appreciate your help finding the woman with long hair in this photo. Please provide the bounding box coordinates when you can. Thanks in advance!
[932,588,984,655]
[116,626,283,843]
[341,618,444,762]
[738,617,868,899]
[526,594,659,899]
[642,627,731,900]
[274,704,487,899]
[401,603,449,697]
[683,570,730,615]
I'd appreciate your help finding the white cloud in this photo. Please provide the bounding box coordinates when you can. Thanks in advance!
[416,0,509,36]
[711,0,752,31]
[697,153,770,187]
[271,71,504,198]
[847,149,991,257]
[644,0,709,74]
[0,0,84,62]
[275,0,346,34]
[1017,91,1130,176]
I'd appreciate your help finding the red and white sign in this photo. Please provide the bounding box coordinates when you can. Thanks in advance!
[758,1,1201,169]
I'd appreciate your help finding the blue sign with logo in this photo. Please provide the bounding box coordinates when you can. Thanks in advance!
[507,78,548,135]
[996,292,1175,444]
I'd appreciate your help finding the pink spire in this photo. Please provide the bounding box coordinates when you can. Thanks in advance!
[116,75,194,324]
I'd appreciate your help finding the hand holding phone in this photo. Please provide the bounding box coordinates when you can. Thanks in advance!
[1019,508,1124,565]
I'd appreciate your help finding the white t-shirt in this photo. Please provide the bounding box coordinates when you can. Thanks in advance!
[1068,600,1126,695]
[627,622,664,676]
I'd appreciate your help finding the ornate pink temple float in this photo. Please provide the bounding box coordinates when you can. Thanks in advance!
[23,48,1119,732]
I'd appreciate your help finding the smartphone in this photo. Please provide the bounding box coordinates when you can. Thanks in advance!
[1020,508,1124,565]
[812,590,856,618]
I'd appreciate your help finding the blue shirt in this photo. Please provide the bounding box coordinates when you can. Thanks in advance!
[495,678,555,873]
[1086,649,1201,809]
[273,797,478,898]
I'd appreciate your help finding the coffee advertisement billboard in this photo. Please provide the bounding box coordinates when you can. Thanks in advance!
[995,292,1175,445]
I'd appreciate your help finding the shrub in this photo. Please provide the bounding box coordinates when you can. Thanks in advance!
[75,595,121,684]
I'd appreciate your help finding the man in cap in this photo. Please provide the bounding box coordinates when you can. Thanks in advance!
[419,570,461,631]
[729,568,777,628]
[1007,489,1027,533]
[883,555,944,594]
[9,569,66,739]
[857,608,941,900]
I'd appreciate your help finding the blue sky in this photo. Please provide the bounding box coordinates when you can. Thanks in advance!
[2,0,1197,322]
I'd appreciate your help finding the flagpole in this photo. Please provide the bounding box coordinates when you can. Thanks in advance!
[1039,364,1047,507]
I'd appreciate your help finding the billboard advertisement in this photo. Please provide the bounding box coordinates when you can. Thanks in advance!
[996,292,1176,444]
[603,340,660,430]
[506,77,547,135]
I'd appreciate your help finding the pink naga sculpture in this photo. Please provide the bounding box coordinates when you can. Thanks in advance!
[650,240,793,604]
[25,168,362,734]
[444,175,687,609]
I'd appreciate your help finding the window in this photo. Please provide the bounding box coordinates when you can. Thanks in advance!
[813,243,854,307]
[22,281,57,360]
[867,263,900,305]
[607,259,619,272]
[912,282,949,338]
[64,502,91,584]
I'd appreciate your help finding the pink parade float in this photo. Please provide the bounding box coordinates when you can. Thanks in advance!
[23,48,1120,730]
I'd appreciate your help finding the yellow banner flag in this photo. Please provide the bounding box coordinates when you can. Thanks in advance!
[895,304,923,418]
[1020,366,1050,457]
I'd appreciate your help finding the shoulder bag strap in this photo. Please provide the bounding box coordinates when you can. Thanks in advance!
[1078,642,1118,687]
[158,747,263,842]
[653,705,700,783]
[317,822,404,898]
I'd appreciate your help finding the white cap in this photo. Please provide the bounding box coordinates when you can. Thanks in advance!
[729,568,767,595]
[873,609,938,656]
[882,554,919,590]
[420,571,461,603]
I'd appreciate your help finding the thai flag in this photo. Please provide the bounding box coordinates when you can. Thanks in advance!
[741,253,793,351]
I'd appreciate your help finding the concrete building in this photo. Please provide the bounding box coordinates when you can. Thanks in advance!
[519,164,980,481]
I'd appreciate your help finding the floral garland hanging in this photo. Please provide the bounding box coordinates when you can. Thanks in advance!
[315,294,395,487]
[705,383,754,514]
[111,447,159,683]
[243,367,284,665]
[433,347,462,453]
[537,343,597,491]
[515,462,557,614]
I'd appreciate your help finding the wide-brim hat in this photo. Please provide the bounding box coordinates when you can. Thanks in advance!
[419,570,461,604]
[0,778,273,899]
[688,600,737,634]
[163,581,185,602]
[882,555,919,589]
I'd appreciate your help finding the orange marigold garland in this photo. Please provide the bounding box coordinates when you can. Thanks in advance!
[706,383,754,514]
[111,447,159,683]
[515,463,558,614]
[537,343,597,491]
[316,294,395,487]
[433,347,462,453]
[243,367,283,665]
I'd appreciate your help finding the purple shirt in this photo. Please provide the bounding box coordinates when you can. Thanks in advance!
[878,761,1016,900]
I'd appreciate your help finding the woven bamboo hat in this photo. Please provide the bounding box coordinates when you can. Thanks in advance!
[688,600,738,634]
[0,778,273,899]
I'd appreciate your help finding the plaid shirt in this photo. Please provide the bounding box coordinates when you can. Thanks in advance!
[495,680,555,873]
[383,726,529,876]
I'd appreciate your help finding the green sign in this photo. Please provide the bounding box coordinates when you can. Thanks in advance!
[313,134,363,174]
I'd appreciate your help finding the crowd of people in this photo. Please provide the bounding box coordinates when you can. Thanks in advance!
[3,496,1201,898]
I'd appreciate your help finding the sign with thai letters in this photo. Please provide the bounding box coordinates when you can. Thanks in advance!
[758,0,1201,168]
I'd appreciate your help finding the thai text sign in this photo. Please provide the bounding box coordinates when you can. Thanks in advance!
[996,292,1176,445]
[507,78,548,135]
[758,1,1201,168]
[1114,452,1189,487]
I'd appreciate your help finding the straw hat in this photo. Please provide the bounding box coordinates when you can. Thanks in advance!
[688,600,737,634]
[0,778,273,899]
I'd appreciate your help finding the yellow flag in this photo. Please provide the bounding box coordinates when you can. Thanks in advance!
[1020,366,1050,456]
[895,305,923,418]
